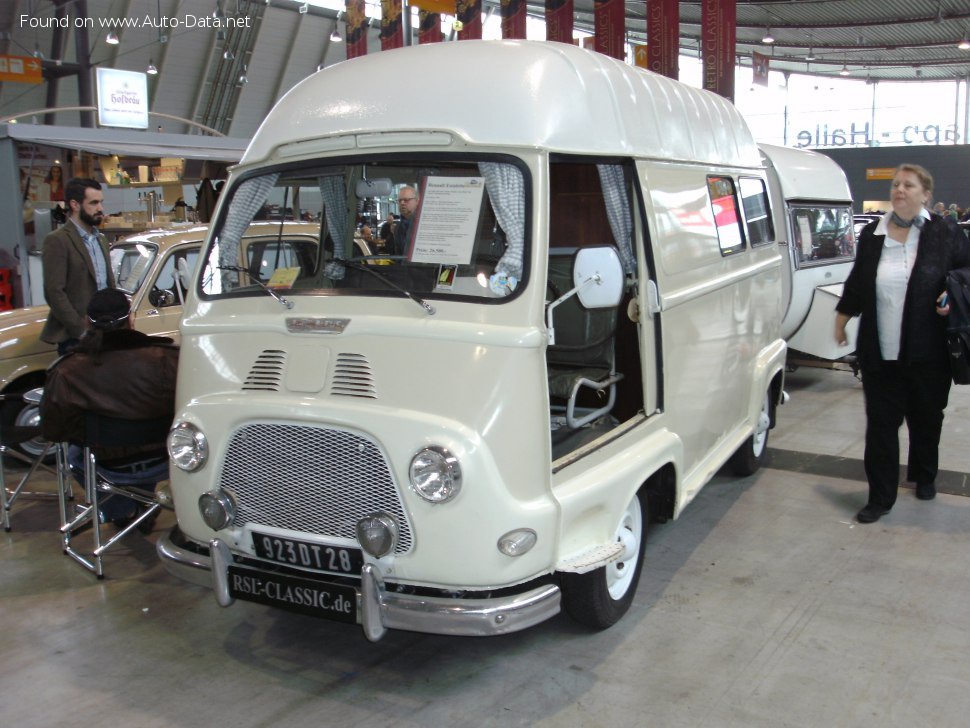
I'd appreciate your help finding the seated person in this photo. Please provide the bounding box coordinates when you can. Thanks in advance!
[41,288,179,527]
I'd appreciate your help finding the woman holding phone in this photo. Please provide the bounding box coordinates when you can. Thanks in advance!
[834,163,970,523]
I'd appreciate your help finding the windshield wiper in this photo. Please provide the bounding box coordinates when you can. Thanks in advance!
[217,266,294,309]
[335,258,436,316]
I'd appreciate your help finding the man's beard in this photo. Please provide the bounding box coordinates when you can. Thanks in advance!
[79,209,103,227]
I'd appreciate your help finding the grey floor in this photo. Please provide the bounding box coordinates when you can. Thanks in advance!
[3,366,970,727]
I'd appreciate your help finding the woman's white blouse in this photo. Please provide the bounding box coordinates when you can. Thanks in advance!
[874,211,927,360]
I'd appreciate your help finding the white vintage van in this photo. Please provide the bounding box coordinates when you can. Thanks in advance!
[761,143,859,362]
[158,40,787,640]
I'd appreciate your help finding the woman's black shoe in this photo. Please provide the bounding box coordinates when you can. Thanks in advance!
[916,483,936,500]
[857,504,890,523]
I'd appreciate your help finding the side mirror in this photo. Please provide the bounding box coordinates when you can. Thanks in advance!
[573,246,625,309]
[355,178,393,199]
[149,288,176,307]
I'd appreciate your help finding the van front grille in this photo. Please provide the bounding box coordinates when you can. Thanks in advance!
[222,423,413,553]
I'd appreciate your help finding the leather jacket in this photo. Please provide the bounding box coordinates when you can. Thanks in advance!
[41,329,179,460]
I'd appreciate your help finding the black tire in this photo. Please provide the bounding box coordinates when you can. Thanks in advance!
[561,488,648,629]
[729,389,771,477]
[1,380,52,462]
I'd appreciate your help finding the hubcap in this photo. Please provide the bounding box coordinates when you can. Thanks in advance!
[606,495,643,600]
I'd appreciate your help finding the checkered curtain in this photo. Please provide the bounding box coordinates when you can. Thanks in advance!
[320,175,349,280]
[479,162,525,280]
[597,164,636,275]
[218,173,279,290]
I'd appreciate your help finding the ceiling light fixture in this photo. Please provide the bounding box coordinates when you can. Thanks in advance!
[762,27,774,44]
[147,59,158,75]
[805,47,816,61]
[106,31,119,45]
[223,48,234,60]
[959,33,970,51]
[330,27,343,42]
[32,44,44,59]
[238,64,248,84]
[839,64,850,76]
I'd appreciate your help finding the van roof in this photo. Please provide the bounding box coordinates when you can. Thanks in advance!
[243,40,762,169]
[759,143,852,204]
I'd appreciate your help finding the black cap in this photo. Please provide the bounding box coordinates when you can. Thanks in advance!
[86,288,131,330]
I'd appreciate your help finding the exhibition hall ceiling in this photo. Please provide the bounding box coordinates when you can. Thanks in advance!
[1,0,969,137]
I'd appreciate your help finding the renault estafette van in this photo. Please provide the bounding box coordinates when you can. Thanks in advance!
[158,40,787,641]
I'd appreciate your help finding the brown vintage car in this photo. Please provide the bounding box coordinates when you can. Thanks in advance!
[0,221,356,457]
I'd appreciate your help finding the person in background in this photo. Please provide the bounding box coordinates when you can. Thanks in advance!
[41,288,179,528]
[43,164,64,202]
[834,164,970,524]
[41,178,115,355]
[391,186,420,256]
[947,203,959,220]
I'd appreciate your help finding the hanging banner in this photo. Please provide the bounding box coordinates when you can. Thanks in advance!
[501,0,527,39]
[380,0,405,50]
[457,0,483,40]
[593,0,624,60]
[545,0,573,43]
[647,0,678,79]
[345,0,368,59]
[752,51,770,87]
[418,10,443,44]
[701,0,736,101]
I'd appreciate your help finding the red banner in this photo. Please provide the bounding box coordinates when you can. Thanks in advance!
[647,0,678,79]
[545,0,573,43]
[380,0,405,50]
[418,10,442,44]
[752,51,769,87]
[457,0,482,40]
[501,0,527,39]
[345,0,367,59]
[594,0,624,60]
[701,0,736,100]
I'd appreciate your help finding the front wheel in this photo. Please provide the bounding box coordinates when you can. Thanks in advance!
[729,389,772,476]
[561,489,648,629]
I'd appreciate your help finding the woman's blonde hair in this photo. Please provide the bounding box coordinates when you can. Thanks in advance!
[895,163,934,196]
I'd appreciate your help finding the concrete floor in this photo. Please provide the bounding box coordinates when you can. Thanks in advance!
[3,366,970,727]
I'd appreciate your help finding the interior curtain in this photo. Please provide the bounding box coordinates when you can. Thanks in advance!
[320,175,349,279]
[218,173,279,288]
[478,162,525,280]
[596,164,636,275]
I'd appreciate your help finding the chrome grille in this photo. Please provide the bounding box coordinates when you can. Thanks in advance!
[222,423,412,553]
[243,350,286,391]
[330,353,376,398]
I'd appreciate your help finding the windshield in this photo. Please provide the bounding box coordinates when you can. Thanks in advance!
[200,157,529,303]
[111,242,158,294]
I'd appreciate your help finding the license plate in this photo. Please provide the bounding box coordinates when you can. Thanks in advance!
[228,564,357,622]
[252,531,363,575]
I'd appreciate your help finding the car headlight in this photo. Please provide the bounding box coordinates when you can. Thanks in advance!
[167,421,208,472]
[409,446,462,503]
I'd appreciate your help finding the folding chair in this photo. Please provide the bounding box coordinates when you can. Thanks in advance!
[58,412,171,578]
[1,388,60,532]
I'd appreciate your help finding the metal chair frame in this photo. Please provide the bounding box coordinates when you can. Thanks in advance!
[58,412,171,579]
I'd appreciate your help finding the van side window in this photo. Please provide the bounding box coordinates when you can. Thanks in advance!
[738,177,774,246]
[789,205,855,267]
[707,176,745,256]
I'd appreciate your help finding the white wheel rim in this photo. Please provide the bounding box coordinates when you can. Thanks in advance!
[751,392,770,457]
[606,495,643,600]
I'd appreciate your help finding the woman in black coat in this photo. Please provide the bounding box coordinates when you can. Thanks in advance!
[835,163,970,523]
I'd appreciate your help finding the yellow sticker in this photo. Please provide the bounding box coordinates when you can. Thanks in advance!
[267,267,300,289]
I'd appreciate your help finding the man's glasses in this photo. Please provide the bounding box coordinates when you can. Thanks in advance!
[398,197,416,203]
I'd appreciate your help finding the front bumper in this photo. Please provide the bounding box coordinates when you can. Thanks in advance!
[157,528,561,640]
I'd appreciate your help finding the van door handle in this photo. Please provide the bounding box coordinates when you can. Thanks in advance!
[646,280,661,315]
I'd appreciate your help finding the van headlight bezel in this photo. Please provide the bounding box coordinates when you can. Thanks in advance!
[167,421,208,472]
[409,446,462,503]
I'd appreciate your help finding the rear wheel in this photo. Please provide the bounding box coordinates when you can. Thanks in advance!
[561,489,648,629]
[729,389,771,476]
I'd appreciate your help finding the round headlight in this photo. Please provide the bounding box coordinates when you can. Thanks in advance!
[167,421,208,472]
[199,489,236,531]
[409,446,462,503]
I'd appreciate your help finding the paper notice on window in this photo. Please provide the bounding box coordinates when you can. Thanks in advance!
[409,177,485,265]
[797,216,813,259]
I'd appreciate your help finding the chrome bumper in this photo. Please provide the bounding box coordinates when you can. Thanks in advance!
[157,529,562,640]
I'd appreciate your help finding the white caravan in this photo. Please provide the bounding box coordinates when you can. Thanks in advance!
[159,41,787,640]
[761,143,859,362]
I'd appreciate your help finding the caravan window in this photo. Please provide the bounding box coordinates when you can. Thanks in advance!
[198,156,530,303]
[789,205,855,267]
[707,176,745,256]
[738,177,774,246]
